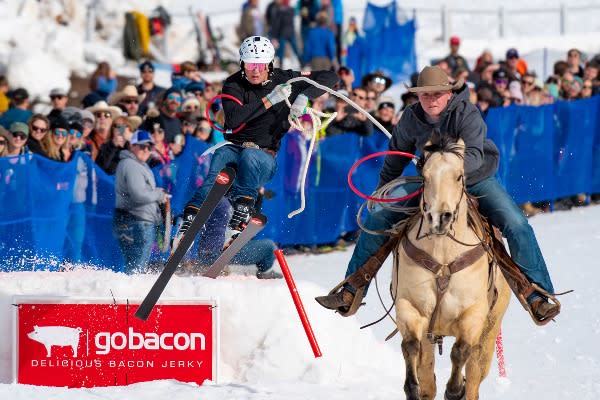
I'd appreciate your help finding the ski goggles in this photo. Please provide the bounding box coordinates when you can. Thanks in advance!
[245,63,268,72]
[69,129,83,138]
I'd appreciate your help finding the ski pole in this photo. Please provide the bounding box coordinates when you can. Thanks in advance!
[274,249,322,358]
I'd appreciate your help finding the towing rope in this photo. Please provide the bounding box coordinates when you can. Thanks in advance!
[284,76,393,218]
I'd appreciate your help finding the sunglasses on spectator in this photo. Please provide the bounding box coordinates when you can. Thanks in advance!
[94,112,112,119]
[50,95,65,100]
[12,132,27,140]
[114,124,128,135]
[184,106,199,112]
[583,84,593,89]
[122,98,138,105]
[69,129,83,138]
[352,92,366,100]
[371,77,387,85]
[367,96,376,101]
[0,139,7,145]
[53,128,68,137]
[137,143,153,151]
[31,125,48,133]
[522,80,534,85]
[183,121,197,127]
[167,93,182,103]
[245,63,268,72]
[495,79,508,85]
[196,126,212,133]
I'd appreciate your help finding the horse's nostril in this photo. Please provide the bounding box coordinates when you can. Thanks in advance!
[442,212,453,222]
[427,214,433,224]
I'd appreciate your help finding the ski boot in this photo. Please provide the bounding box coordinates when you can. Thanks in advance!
[171,205,199,254]
[223,196,255,249]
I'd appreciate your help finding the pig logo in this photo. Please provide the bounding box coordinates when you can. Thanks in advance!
[27,325,83,358]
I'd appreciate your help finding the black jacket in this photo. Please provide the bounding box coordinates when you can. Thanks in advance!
[222,68,338,151]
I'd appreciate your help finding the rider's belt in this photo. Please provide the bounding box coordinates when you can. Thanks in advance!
[240,141,276,157]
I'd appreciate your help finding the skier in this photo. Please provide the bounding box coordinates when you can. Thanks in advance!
[315,65,560,322]
[172,36,338,251]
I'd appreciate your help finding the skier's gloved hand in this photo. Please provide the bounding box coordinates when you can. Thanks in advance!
[265,83,292,106]
[290,94,308,119]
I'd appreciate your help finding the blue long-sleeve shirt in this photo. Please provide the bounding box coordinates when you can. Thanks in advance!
[303,27,336,64]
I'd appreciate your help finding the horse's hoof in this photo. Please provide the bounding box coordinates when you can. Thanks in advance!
[444,385,466,400]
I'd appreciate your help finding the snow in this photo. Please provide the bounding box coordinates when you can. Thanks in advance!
[1,0,599,398]
[1,204,599,399]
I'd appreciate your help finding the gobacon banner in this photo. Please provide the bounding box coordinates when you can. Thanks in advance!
[13,297,218,387]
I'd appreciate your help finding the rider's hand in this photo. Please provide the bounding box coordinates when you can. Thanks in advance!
[290,94,308,118]
[265,83,292,106]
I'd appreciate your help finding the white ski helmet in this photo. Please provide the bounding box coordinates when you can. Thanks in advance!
[239,36,275,64]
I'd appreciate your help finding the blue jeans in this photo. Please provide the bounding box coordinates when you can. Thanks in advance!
[189,145,277,208]
[276,36,301,68]
[112,212,156,274]
[198,239,277,273]
[345,177,555,299]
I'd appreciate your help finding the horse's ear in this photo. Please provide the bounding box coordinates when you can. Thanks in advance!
[423,129,439,155]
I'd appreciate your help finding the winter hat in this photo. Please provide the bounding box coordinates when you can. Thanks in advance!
[50,116,70,131]
[64,111,84,132]
[81,92,103,109]
[139,60,155,72]
[376,96,395,110]
[185,80,206,94]
[449,36,460,46]
[506,48,519,59]
[10,88,29,102]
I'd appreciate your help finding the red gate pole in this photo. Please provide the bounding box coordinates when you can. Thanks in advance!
[495,328,507,378]
[274,249,322,358]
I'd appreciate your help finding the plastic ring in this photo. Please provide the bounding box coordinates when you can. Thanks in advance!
[347,151,423,203]
[205,94,246,134]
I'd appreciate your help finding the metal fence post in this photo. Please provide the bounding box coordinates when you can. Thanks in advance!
[441,5,448,44]
[560,4,566,35]
[498,6,505,38]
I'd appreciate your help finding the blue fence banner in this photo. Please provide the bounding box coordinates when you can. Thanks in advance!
[1,97,600,271]
[347,1,417,86]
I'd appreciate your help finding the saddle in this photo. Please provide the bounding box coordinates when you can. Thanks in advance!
[323,196,561,326]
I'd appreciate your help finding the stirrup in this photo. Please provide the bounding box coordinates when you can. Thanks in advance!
[517,283,561,326]
[316,278,365,317]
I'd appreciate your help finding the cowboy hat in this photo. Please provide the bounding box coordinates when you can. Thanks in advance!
[109,85,146,105]
[127,115,143,130]
[85,100,122,119]
[406,66,463,93]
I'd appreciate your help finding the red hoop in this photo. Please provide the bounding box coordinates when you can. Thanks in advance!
[205,94,246,134]
[347,151,423,203]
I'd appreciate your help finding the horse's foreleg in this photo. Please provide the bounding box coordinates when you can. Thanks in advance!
[417,340,437,400]
[445,340,471,400]
[401,338,422,400]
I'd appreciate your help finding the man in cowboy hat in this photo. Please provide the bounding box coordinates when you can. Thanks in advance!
[111,84,145,118]
[85,100,122,160]
[316,65,560,322]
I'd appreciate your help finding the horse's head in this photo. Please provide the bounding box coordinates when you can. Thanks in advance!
[419,130,466,235]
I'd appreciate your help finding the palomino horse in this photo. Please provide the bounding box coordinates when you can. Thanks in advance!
[393,134,511,400]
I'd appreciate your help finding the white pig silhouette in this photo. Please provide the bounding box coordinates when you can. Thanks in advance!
[27,325,82,357]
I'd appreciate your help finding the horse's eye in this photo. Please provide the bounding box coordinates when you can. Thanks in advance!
[457,174,463,182]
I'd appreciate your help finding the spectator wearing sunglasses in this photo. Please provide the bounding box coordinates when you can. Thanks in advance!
[137,60,166,117]
[362,71,392,97]
[26,114,51,156]
[0,88,33,130]
[113,130,169,273]
[47,88,69,121]
[158,87,183,144]
[6,122,31,156]
[96,116,134,175]
[85,100,121,160]
[111,85,145,118]
[41,116,70,161]
[325,87,373,137]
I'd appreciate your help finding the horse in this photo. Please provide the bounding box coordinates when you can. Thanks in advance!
[393,133,511,400]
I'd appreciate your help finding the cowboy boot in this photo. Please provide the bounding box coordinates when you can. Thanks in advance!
[530,298,560,321]
[315,288,354,310]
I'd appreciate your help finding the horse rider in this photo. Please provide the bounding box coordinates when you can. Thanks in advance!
[172,36,338,251]
[316,65,560,322]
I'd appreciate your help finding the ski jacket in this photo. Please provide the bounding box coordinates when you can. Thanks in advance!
[378,84,500,188]
[114,150,163,224]
[222,68,338,152]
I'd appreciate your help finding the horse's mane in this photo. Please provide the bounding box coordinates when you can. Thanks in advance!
[423,130,464,159]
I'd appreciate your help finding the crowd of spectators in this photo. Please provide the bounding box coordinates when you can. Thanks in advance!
[1,1,600,267]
